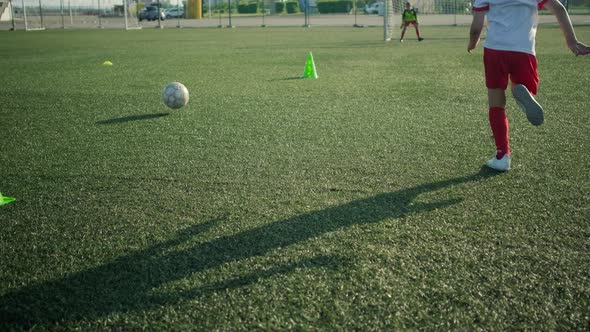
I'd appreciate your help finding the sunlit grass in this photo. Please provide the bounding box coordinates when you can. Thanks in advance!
[0,26,589,330]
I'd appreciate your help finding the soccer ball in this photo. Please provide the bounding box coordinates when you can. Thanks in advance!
[162,82,189,109]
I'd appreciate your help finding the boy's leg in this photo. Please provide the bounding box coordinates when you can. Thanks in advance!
[488,89,510,159]
[509,53,543,126]
[400,26,407,41]
[414,23,423,41]
[484,49,512,171]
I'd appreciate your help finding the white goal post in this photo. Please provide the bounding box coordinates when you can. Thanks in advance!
[384,0,395,41]
[21,0,46,30]
[124,0,141,30]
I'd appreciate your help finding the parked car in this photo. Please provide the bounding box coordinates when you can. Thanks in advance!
[165,7,185,18]
[364,2,384,15]
[138,6,165,21]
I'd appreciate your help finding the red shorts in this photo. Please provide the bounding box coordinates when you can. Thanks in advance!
[403,21,418,27]
[484,48,539,95]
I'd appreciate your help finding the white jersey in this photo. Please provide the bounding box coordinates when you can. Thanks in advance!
[473,0,547,55]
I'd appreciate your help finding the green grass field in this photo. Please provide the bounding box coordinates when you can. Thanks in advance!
[1,26,589,330]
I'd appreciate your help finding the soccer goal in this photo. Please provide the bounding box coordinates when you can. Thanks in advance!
[384,0,474,41]
[21,0,45,30]
[123,0,141,30]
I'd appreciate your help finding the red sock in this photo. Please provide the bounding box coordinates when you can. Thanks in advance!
[488,107,510,159]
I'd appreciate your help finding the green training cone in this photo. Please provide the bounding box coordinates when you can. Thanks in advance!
[303,52,318,79]
[0,192,15,206]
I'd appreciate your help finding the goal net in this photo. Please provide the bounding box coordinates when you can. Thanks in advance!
[21,0,45,30]
[384,0,474,41]
[123,0,140,29]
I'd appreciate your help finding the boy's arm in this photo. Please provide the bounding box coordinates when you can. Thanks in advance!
[467,10,486,53]
[400,11,405,28]
[544,0,590,55]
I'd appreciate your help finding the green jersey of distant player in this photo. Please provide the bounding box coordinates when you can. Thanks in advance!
[402,6,418,23]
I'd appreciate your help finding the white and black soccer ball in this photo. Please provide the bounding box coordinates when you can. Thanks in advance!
[162,82,189,109]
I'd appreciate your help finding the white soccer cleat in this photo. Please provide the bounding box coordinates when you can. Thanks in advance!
[512,84,544,126]
[486,154,511,172]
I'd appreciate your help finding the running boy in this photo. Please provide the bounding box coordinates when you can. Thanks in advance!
[400,2,423,42]
[468,0,590,171]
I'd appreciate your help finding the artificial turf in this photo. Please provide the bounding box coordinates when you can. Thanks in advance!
[0,26,589,330]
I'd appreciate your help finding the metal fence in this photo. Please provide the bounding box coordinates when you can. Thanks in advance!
[1,0,589,30]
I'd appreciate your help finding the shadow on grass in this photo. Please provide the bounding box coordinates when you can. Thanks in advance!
[96,113,170,125]
[0,167,498,329]
[271,76,304,81]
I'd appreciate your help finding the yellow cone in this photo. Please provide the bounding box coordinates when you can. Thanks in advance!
[303,52,318,79]
[103,61,113,66]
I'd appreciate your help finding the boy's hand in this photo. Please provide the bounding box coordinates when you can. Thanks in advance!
[569,41,590,56]
[467,39,479,53]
